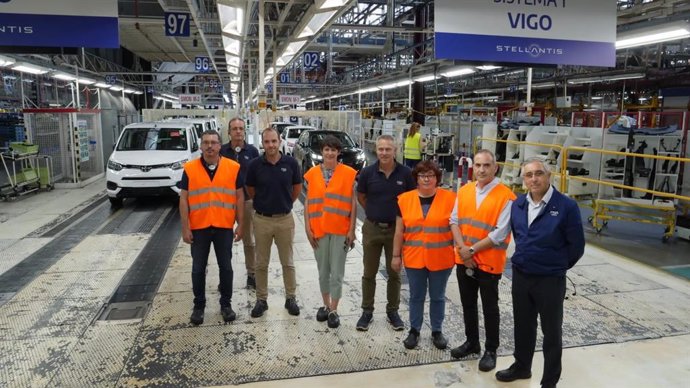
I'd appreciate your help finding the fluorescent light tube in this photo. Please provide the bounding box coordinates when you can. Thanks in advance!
[12,64,48,75]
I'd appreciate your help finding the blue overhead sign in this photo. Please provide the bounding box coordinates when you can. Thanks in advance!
[434,0,616,67]
[0,0,119,48]
[195,57,211,73]
[165,12,190,37]
[303,52,321,70]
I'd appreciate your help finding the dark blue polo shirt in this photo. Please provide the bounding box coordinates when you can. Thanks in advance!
[178,157,243,190]
[245,154,302,214]
[220,141,260,196]
[357,160,415,223]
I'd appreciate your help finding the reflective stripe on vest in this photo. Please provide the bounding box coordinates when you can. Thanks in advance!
[455,182,516,274]
[398,188,456,271]
[304,163,357,238]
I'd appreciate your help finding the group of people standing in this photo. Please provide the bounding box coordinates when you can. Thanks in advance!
[178,119,585,388]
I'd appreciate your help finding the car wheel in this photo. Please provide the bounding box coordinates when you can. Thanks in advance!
[109,197,123,207]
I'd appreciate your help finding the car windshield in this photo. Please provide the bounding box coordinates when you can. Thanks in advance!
[310,132,355,148]
[117,127,189,151]
[286,127,306,138]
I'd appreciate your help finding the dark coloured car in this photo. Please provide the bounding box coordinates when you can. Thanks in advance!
[293,130,367,174]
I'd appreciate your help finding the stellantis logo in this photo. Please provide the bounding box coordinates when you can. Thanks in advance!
[496,43,564,58]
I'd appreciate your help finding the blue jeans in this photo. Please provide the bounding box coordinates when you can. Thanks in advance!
[191,227,234,309]
[406,267,452,332]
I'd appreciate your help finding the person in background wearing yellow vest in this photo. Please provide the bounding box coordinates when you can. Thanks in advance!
[304,135,357,329]
[391,160,456,350]
[179,130,244,326]
[450,149,516,372]
[403,122,425,168]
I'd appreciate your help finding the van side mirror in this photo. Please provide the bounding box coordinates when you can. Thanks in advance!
[192,142,199,152]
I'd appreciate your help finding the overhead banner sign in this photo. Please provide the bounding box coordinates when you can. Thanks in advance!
[279,95,301,105]
[0,0,119,48]
[434,0,616,67]
[179,94,202,104]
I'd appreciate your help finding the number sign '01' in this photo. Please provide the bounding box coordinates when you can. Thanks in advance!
[165,12,190,37]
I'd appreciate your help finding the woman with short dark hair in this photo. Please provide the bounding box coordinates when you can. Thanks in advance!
[303,135,357,329]
[392,160,456,350]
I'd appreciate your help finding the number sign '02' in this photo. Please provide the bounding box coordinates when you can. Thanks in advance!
[165,12,190,37]
[303,52,321,70]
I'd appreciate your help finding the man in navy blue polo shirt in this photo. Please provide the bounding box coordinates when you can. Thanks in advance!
[221,117,260,289]
[245,126,302,318]
[355,134,415,331]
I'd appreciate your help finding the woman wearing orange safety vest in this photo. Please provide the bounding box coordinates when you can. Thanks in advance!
[392,160,455,350]
[304,135,357,329]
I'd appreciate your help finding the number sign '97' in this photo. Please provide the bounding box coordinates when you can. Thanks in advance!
[165,12,190,37]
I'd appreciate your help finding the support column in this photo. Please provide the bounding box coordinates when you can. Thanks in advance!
[411,3,427,124]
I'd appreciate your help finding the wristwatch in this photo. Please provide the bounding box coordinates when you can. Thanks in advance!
[469,246,476,255]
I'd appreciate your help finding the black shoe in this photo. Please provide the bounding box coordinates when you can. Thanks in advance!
[316,306,330,322]
[190,308,204,325]
[221,306,236,322]
[495,363,532,382]
[403,329,419,349]
[246,274,256,289]
[285,297,300,316]
[431,331,448,350]
[450,340,481,359]
[356,312,373,331]
[386,311,405,331]
[327,311,340,328]
[478,350,497,371]
[250,300,268,318]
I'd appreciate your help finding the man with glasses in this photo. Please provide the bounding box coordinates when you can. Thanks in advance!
[356,134,415,331]
[179,130,244,325]
[221,117,260,289]
[496,158,584,388]
[450,149,516,372]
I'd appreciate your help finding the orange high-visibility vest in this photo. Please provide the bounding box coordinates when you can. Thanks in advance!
[185,157,240,230]
[398,188,456,271]
[455,182,516,274]
[304,163,357,238]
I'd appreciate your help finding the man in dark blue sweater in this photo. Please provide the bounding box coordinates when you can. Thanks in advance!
[496,158,585,388]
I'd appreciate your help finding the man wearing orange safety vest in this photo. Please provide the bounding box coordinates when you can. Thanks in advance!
[304,135,357,329]
[180,130,244,326]
[449,149,516,373]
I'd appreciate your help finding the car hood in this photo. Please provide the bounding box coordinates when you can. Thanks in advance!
[110,151,192,165]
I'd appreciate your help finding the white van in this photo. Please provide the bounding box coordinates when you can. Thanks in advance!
[106,121,201,206]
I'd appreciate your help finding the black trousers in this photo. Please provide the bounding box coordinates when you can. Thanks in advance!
[511,268,566,387]
[456,264,501,352]
[191,227,234,309]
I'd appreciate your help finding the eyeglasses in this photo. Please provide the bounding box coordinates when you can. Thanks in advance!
[418,174,436,180]
[202,140,220,146]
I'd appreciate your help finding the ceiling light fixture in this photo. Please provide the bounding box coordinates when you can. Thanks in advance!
[616,21,690,49]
